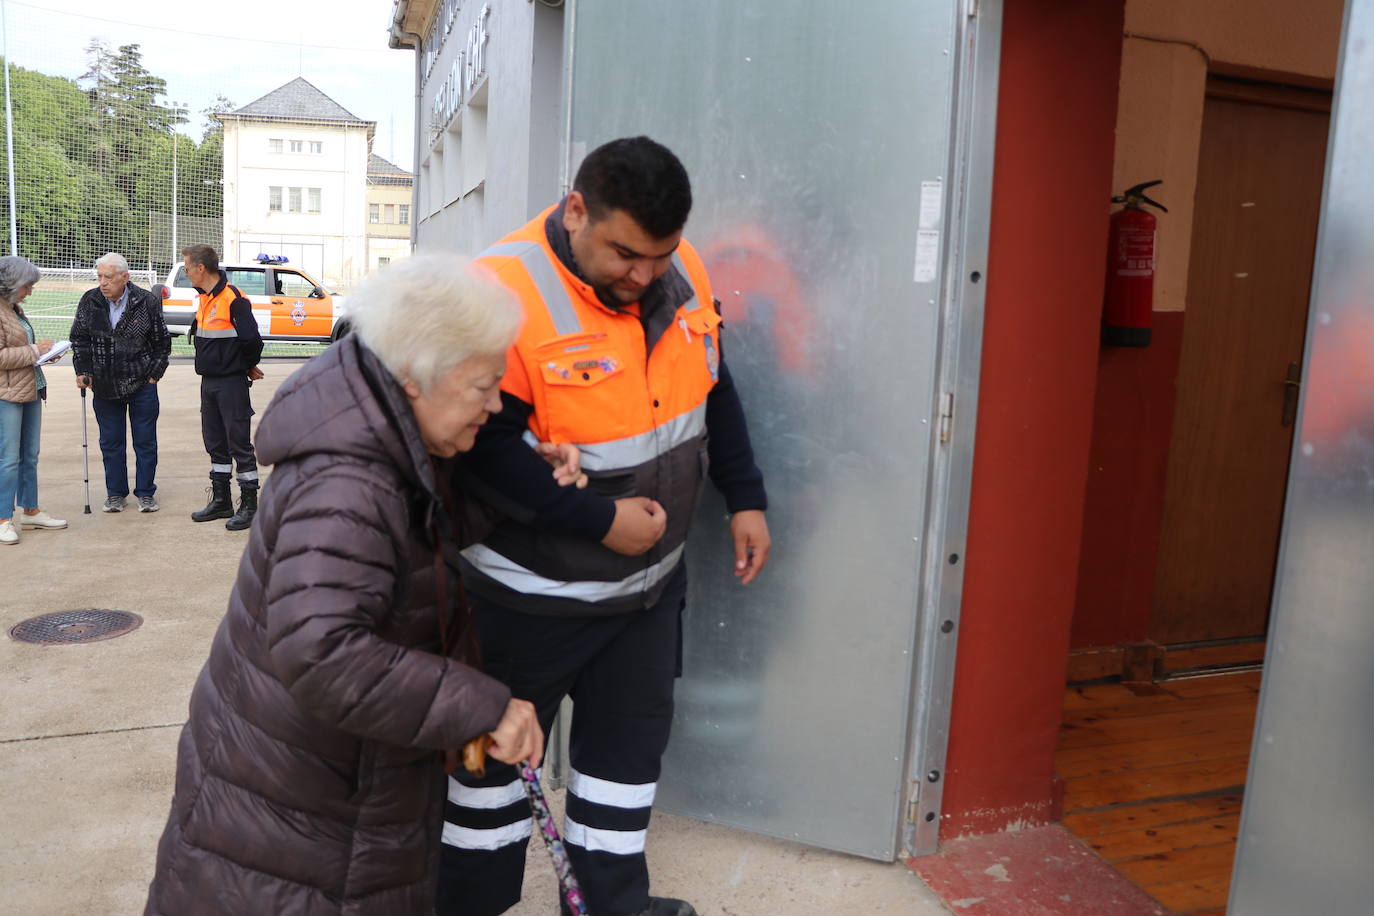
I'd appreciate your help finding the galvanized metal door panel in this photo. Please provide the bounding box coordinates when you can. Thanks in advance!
[567,0,966,859]
[1229,1,1374,912]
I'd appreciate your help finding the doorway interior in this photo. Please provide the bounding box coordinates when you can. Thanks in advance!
[1060,70,1333,915]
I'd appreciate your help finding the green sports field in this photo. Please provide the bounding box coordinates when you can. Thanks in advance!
[20,287,325,359]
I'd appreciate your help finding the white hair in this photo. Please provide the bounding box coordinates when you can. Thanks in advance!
[348,253,522,393]
[95,252,130,275]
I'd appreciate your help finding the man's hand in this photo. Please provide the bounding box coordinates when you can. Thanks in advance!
[729,510,771,586]
[486,698,544,768]
[76,375,91,389]
[602,497,667,556]
[147,377,158,384]
[534,441,589,489]
[247,366,265,381]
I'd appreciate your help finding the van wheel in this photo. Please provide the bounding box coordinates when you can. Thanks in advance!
[330,320,350,344]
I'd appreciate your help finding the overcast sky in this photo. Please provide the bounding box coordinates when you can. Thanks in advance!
[2,0,417,169]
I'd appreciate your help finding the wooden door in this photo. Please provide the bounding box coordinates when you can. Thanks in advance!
[1151,79,1330,645]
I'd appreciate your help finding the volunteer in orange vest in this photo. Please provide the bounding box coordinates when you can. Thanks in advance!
[182,245,264,531]
[438,137,771,916]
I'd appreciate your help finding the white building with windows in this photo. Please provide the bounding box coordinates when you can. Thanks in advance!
[366,153,414,272]
[219,77,375,290]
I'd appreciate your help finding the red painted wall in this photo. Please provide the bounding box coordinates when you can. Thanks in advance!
[1071,313,1186,648]
[940,0,1125,837]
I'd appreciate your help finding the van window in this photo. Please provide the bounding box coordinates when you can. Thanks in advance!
[224,268,268,296]
[274,270,317,298]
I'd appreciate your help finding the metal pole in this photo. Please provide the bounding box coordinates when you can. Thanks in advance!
[171,129,178,262]
[1,0,19,256]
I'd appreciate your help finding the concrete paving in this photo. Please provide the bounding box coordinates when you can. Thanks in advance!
[0,361,951,915]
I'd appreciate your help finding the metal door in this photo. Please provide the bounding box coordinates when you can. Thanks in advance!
[565,0,997,859]
[1228,1,1374,911]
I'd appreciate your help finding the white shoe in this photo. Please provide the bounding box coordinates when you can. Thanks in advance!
[0,519,17,544]
[19,510,67,530]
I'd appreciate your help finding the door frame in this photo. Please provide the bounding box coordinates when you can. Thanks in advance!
[905,0,1005,857]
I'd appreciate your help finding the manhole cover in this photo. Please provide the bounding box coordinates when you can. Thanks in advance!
[8,609,143,645]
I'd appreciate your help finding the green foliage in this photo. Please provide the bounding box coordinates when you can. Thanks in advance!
[0,44,228,268]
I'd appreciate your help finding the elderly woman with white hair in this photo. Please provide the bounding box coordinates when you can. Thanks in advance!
[0,255,67,545]
[146,254,583,915]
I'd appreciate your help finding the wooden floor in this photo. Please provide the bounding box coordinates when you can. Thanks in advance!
[1056,670,1263,915]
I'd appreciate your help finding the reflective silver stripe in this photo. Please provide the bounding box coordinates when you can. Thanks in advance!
[477,239,581,335]
[195,328,238,338]
[441,818,532,851]
[671,253,702,313]
[563,816,647,855]
[519,245,581,336]
[210,464,232,473]
[447,775,527,810]
[236,470,259,482]
[462,543,685,601]
[569,769,657,809]
[576,404,706,472]
[477,241,539,259]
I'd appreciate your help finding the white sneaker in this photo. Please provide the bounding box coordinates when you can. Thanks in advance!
[19,510,67,530]
[0,519,17,544]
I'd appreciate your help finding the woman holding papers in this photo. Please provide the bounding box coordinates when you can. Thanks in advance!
[0,255,67,545]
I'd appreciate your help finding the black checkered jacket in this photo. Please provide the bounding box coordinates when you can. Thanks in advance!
[69,282,172,401]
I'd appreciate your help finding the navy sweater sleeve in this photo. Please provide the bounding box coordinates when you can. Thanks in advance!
[230,294,264,368]
[706,358,768,513]
[460,392,618,541]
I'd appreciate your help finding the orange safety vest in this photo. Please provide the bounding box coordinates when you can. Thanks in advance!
[461,206,722,614]
[194,283,240,336]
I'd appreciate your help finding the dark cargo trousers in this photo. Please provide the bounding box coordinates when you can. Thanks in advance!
[199,374,258,487]
[437,584,683,916]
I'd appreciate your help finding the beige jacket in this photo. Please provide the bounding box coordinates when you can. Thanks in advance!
[0,300,40,403]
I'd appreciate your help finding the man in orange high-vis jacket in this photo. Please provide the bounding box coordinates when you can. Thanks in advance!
[440,138,771,916]
[182,245,264,531]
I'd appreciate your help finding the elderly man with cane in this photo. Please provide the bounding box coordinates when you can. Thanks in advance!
[69,252,171,513]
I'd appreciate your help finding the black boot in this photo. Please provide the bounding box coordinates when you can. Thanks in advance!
[225,486,258,531]
[191,479,234,522]
[639,899,697,916]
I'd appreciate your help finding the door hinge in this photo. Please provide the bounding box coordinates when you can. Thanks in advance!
[966,0,980,19]
[938,391,955,444]
[907,795,920,824]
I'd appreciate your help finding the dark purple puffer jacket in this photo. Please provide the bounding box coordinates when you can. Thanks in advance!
[145,335,511,915]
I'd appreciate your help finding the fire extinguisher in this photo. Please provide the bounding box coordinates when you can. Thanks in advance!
[1102,180,1167,347]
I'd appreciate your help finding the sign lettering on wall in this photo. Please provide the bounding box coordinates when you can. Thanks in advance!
[427,4,490,143]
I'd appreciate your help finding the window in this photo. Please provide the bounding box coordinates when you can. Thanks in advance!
[307,188,321,213]
[275,271,316,298]
[289,140,303,153]
[378,257,391,267]
[269,138,283,153]
[369,203,380,224]
[289,187,302,212]
[309,141,322,154]
[399,204,410,225]
[384,204,395,224]
[268,186,282,211]
[224,268,267,296]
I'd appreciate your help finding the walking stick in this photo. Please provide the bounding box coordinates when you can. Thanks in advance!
[79,385,91,514]
[463,736,589,916]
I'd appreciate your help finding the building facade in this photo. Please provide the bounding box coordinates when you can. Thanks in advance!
[389,0,564,253]
[219,77,375,290]
[366,153,414,272]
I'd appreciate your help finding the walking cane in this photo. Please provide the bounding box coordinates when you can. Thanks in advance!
[464,736,590,916]
[79,384,91,514]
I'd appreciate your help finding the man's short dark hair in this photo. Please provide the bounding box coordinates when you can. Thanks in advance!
[573,136,692,240]
[181,244,219,273]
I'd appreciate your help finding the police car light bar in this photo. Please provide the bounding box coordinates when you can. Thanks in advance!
[254,253,290,264]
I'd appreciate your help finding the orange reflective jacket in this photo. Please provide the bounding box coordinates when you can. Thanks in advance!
[461,206,721,614]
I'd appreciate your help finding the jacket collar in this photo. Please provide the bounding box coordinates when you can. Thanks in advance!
[195,271,229,297]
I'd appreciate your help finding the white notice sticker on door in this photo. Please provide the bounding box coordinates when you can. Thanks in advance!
[919,180,944,229]
[914,230,941,283]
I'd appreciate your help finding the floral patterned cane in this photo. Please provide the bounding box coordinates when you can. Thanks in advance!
[517,759,589,916]
[462,736,588,915]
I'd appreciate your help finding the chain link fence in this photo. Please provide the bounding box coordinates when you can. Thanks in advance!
[0,0,414,357]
